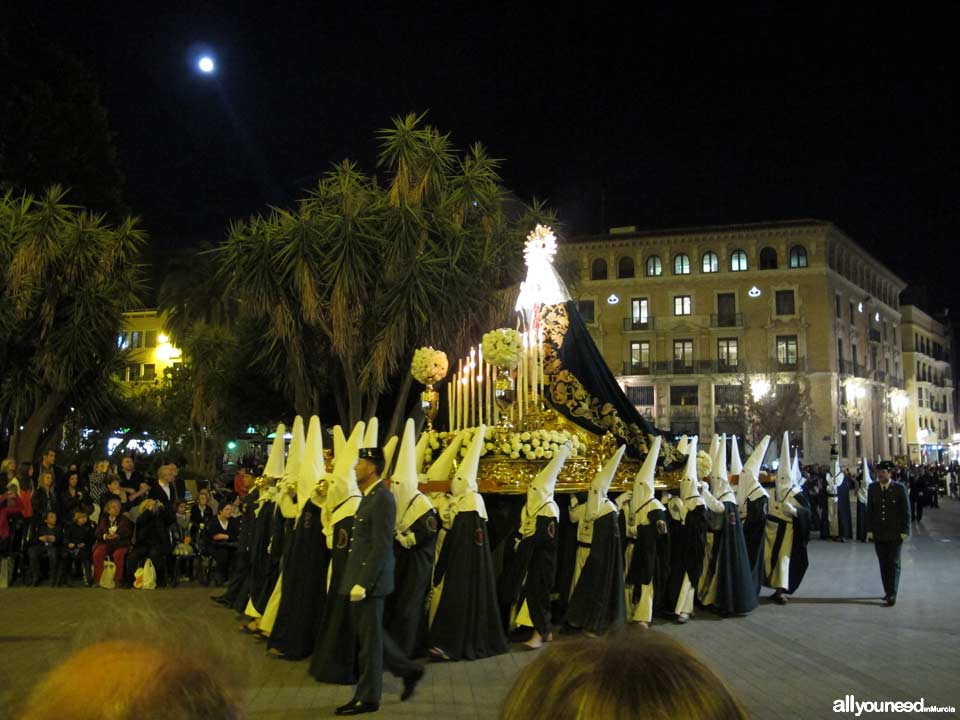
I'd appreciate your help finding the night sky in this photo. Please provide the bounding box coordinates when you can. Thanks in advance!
[15,2,959,311]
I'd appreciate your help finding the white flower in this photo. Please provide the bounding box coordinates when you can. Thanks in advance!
[534,447,544,458]
[525,451,536,460]
[410,347,449,385]
[510,451,520,459]
[500,443,511,454]
[482,328,523,369]
[544,450,554,459]
[522,444,532,453]
[520,432,531,441]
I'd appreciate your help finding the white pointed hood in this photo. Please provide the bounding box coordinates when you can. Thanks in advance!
[363,417,379,450]
[676,435,690,454]
[282,416,305,490]
[790,452,802,491]
[729,435,743,477]
[325,421,363,510]
[680,436,701,499]
[858,458,873,503]
[392,419,432,531]
[710,434,733,499]
[738,435,770,507]
[332,425,346,459]
[776,432,793,495]
[452,425,485,497]
[707,434,720,469]
[426,432,464,482]
[587,444,626,520]
[527,442,570,512]
[382,435,399,475]
[415,431,429,474]
[300,416,324,510]
[632,436,661,514]
[263,423,286,479]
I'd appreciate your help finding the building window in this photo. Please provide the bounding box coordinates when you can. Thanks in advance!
[626,385,654,406]
[839,383,847,406]
[701,251,719,273]
[674,296,692,316]
[854,422,862,456]
[840,421,849,456]
[578,300,595,323]
[775,290,796,316]
[617,256,635,278]
[128,364,141,382]
[882,320,887,341]
[670,385,699,405]
[130,331,143,349]
[645,255,662,277]
[673,339,694,370]
[145,330,157,348]
[850,301,855,324]
[759,247,778,269]
[776,335,798,368]
[142,364,156,381]
[835,294,842,318]
[590,258,608,280]
[715,384,744,406]
[673,254,691,275]
[789,245,808,268]
[730,249,748,272]
[630,297,649,327]
[717,338,739,370]
[629,341,650,373]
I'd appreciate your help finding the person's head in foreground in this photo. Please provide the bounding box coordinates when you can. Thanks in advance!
[20,638,245,720]
[500,631,746,720]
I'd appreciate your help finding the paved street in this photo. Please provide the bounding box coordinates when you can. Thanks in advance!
[2,499,958,720]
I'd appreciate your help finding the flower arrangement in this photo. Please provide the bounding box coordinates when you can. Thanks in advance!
[696,450,714,479]
[410,347,449,386]
[482,328,523,369]
[422,427,588,464]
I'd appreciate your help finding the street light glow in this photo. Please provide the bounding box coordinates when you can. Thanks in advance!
[198,56,215,73]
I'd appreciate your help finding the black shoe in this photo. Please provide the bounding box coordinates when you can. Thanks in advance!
[335,699,379,715]
[884,596,896,607]
[401,667,424,701]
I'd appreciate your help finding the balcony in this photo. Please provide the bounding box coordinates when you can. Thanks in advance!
[711,313,744,328]
[854,362,869,378]
[772,356,807,372]
[622,361,651,376]
[868,328,882,343]
[669,405,700,419]
[652,360,697,375]
[622,316,654,331]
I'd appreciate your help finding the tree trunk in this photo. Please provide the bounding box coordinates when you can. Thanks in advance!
[363,392,380,424]
[15,393,64,464]
[386,373,415,440]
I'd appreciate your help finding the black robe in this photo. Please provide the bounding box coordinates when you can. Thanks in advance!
[385,508,439,657]
[820,478,853,539]
[499,513,560,638]
[247,499,278,614]
[309,514,357,684]
[706,500,758,615]
[267,502,330,659]
[767,494,812,595]
[663,505,708,614]
[222,488,258,611]
[565,511,626,634]
[254,506,291,613]
[742,495,768,594]
[856,495,868,542]
[625,507,670,610]
[429,509,507,660]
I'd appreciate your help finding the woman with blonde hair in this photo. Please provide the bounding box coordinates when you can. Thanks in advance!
[500,632,746,720]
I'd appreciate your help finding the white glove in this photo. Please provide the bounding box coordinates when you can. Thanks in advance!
[349,584,367,602]
[615,491,632,509]
[569,495,579,509]
[397,531,417,549]
[867,532,874,542]
[900,533,908,541]
[782,501,798,517]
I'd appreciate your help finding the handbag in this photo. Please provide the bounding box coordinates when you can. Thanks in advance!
[100,558,116,589]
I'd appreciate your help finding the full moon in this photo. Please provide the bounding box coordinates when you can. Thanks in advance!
[198,56,215,73]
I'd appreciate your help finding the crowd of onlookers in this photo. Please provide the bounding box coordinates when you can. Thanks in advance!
[0,451,259,589]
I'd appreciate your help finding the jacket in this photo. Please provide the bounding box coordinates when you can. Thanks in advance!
[865,481,909,542]
[340,480,395,597]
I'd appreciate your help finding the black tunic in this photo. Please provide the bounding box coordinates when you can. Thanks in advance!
[767,494,812,594]
[625,507,670,610]
[268,502,330,659]
[429,509,507,660]
[247,499,278,614]
[385,508,439,657]
[565,511,626,634]
[742,495,768,594]
[309,514,357,684]
[223,489,258,612]
[499,513,560,637]
[706,500,758,614]
[663,505,708,614]
[856,497,868,542]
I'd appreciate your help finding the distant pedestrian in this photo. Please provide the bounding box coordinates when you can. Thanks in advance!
[865,461,909,606]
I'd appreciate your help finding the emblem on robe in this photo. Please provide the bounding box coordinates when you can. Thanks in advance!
[547,520,557,538]
[337,528,349,549]
[728,511,738,526]
[426,515,438,533]
[474,527,485,546]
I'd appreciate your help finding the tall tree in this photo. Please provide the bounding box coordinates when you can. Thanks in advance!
[0,186,144,462]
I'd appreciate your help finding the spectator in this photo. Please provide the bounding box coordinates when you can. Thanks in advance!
[500,632,746,720]
[0,480,26,546]
[59,471,90,520]
[0,458,16,485]
[92,498,134,585]
[127,498,173,587]
[205,503,238,585]
[35,449,64,495]
[191,489,216,548]
[118,456,147,499]
[102,475,134,512]
[150,464,180,509]
[16,462,35,520]
[20,638,246,720]
[86,459,110,508]
[63,509,96,586]
[32,471,59,528]
[27,511,63,586]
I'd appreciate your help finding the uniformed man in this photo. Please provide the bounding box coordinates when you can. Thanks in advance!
[865,460,910,606]
[335,446,424,716]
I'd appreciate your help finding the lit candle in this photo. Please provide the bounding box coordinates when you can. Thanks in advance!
[447,375,454,431]
[456,358,463,430]
[539,326,545,412]
[519,333,527,426]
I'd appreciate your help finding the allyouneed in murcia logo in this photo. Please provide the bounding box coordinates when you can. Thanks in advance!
[833,696,956,716]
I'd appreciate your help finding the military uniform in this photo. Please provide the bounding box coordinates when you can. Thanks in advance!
[865,477,909,603]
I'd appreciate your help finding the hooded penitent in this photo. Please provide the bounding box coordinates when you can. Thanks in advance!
[738,435,771,509]
[729,435,744,478]
[363,417,379,451]
[282,416,305,492]
[393,419,435,532]
[631,436,662,516]
[707,434,720,470]
[710,434,734,500]
[586,444,626,520]
[450,425,486,518]
[264,423,287,479]
[426,432,464,483]
[526,442,571,514]
[680,436,702,501]
[858,458,873,504]
[776,432,793,496]
[826,457,844,494]
[300,416,324,514]
[332,425,346,459]
[325,421,363,511]
[790,451,803,491]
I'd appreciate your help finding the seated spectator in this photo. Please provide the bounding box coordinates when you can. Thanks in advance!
[63,509,96,586]
[190,489,216,551]
[59,471,91,521]
[0,480,26,546]
[31,471,59,529]
[499,631,746,720]
[92,498,134,585]
[204,503,238,585]
[86,459,109,508]
[20,637,246,720]
[28,511,63,586]
[127,498,173,587]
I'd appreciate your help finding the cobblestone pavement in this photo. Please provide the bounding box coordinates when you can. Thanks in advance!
[2,499,958,719]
